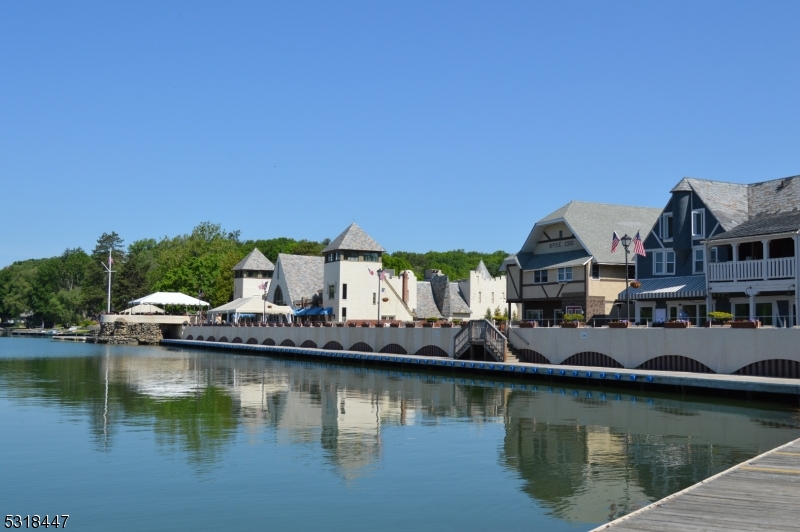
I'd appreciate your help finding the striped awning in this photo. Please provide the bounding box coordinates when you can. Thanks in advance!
[618,275,707,301]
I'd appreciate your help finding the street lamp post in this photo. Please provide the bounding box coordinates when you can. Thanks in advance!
[620,234,633,321]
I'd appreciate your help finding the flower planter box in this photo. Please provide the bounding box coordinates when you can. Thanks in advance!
[336,323,345,327]
[374,323,385,328]
[404,323,416,328]
[422,323,434,328]
[518,321,537,329]
[440,323,453,328]
[560,322,584,328]
[313,323,321,327]
[460,322,469,328]
[347,323,357,327]
[389,323,400,328]
[360,322,371,328]
[665,321,690,328]
[323,323,333,327]
[731,320,760,329]
[608,322,630,329]
[303,323,312,327]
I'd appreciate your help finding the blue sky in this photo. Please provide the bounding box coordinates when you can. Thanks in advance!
[2,1,799,265]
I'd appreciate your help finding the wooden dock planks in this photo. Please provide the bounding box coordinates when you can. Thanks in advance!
[592,438,800,532]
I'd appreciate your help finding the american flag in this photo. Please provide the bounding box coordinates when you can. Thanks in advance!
[108,254,114,266]
[633,231,646,257]
[367,267,374,276]
[378,269,386,281]
[258,282,267,290]
[611,231,620,253]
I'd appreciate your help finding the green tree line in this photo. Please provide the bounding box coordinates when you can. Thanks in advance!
[0,222,507,326]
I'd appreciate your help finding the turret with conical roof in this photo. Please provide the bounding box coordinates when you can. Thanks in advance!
[323,223,386,254]
[233,248,275,299]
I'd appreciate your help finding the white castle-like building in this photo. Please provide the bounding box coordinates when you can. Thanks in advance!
[261,223,515,322]
[232,248,275,299]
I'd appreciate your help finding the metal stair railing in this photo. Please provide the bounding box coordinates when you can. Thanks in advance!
[482,320,506,362]
[452,320,506,362]
[453,325,470,359]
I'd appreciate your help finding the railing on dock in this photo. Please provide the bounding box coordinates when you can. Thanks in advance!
[453,320,506,362]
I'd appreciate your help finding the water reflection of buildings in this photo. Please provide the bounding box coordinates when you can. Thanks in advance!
[97,352,800,523]
[501,390,800,523]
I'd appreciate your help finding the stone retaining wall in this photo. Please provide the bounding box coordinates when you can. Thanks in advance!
[95,319,163,345]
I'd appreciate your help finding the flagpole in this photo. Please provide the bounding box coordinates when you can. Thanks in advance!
[101,249,115,314]
[377,270,382,322]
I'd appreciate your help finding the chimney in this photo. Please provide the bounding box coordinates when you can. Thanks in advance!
[402,271,409,303]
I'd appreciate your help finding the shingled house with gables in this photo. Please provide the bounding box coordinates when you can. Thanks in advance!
[628,175,800,326]
[502,201,661,324]
[705,175,800,326]
[626,178,747,325]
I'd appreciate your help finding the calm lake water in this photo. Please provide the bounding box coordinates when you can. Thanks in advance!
[1,338,799,531]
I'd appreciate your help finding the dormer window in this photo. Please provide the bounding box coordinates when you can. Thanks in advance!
[661,214,674,241]
[691,209,704,238]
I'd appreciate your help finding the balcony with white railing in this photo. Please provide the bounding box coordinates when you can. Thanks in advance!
[708,257,795,282]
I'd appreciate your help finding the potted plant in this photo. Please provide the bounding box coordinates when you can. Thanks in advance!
[323,322,333,327]
[374,322,385,327]
[460,320,469,328]
[347,321,357,327]
[664,319,690,328]
[313,322,321,327]
[518,320,537,328]
[389,322,400,328]
[404,321,416,328]
[336,322,345,327]
[440,321,453,328]
[382,297,389,302]
[560,314,585,328]
[423,317,437,328]
[360,321,371,327]
[608,320,630,328]
[707,311,733,327]
[630,280,642,289]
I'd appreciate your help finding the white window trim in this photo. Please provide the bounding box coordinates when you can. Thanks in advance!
[662,213,674,241]
[691,209,705,239]
[653,250,665,275]
[653,250,676,276]
[557,267,573,282]
[693,247,705,274]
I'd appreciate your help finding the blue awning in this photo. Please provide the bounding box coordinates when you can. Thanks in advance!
[294,308,309,316]
[619,275,707,301]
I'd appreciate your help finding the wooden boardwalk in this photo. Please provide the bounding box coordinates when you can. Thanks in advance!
[592,437,800,532]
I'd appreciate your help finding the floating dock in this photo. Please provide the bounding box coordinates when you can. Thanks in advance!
[161,339,800,398]
[592,436,800,531]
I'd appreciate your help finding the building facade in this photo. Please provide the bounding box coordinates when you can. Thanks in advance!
[233,248,275,300]
[503,201,661,324]
[626,178,741,325]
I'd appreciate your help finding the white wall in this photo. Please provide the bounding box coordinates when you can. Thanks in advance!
[235,277,270,300]
[509,326,800,374]
[460,271,519,320]
[325,259,383,322]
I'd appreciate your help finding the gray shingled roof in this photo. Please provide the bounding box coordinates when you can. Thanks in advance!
[415,282,443,319]
[520,201,661,265]
[448,283,472,315]
[747,174,800,218]
[275,253,323,306]
[707,211,800,241]
[475,260,492,280]
[674,178,749,231]
[233,248,275,271]
[322,223,386,253]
